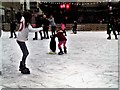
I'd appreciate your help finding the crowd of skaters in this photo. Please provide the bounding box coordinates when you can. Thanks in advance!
[7,8,120,74]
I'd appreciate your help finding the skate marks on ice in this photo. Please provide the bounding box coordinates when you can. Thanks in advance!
[1,31,118,88]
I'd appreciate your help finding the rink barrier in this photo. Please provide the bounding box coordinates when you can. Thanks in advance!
[56,24,107,31]
[2,23,107,31]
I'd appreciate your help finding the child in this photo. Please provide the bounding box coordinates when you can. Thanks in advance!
[55,30,67,55]
[61,23,67,36]
[17,11,43,74]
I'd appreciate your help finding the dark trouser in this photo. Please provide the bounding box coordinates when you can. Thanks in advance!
[72,28,77,34]
[17,40,29,64]
[34,31,43,40]
[10,30,17,38]
[51,26,56,36]
[108,29,117,39]
[43,26,49,38]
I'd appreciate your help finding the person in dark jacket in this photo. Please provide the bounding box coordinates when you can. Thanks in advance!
[55,30,67,55]
[116,18,120,35]
[9,20,17,38]
[72,21,77,34]
[107,17,118,40]
[33,14,43,40]
[42,15,50,39]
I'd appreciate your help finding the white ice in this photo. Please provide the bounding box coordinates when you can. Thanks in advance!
[0,31,118,88]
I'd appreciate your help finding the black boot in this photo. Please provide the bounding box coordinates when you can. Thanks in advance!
[64,47,67,54]
[115,35,118,40]
[58,48,64,55]
[19,61,30,74]
[107,34,111,40]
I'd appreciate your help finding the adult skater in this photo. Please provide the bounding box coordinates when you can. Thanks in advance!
[9,7,17,38]
[55,30,67,55]
[49,15,56,36]
[72,21,77,34]
[9,20,17,38]
[107,16,118,40]
[42,15,50,39]
[33,13,43,40]
[16,11,43,74]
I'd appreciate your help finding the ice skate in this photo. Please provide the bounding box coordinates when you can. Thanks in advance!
[58,51,64,55]
[19,61,30,74]
[58,48,64,55]
[64,47,67,54]
[107,37,111,40]
[21,68,30,74]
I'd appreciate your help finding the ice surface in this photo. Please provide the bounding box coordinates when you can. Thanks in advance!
[0,31,118,88]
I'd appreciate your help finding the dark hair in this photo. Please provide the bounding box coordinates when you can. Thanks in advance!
[23,11,32,27]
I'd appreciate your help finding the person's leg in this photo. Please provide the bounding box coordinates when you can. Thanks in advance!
[51,26,54,36]
[107,29,111,39]
[46,27,49,39]
[17,41,29,67]
[58,41,64,55]
[9,24,13,38]
[9,30,13,38]
[43,27,46,38]
[39,31,43,40]
[72,28,75,33]
[63,41,67,53]
[13,30,17,38]
[53,26,56,35]
[113,29,118,39]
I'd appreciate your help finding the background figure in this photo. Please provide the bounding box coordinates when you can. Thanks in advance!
[107,17,118,40]
[116,18,120,35]
[9,7,16,38]
[42,15,50,39]
[61,22,67,36]
[9,20,17,38]
[72,21,77,34]
[49,15,56,36]
[33,12,43,40]
[16,9,22,24]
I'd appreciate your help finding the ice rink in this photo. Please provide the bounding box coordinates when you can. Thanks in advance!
[0,31,119,88]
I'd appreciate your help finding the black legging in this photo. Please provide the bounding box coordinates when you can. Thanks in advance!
[17,40,29,64]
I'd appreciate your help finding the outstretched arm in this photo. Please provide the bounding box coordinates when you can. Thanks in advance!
[28,24,43,32]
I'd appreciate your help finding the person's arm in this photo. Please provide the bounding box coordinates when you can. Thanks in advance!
[28,24,43,32]
[18,21,24,31]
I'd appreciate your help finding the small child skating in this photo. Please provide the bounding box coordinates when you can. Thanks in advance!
[61,23,67,36]
[55,30,67,55]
